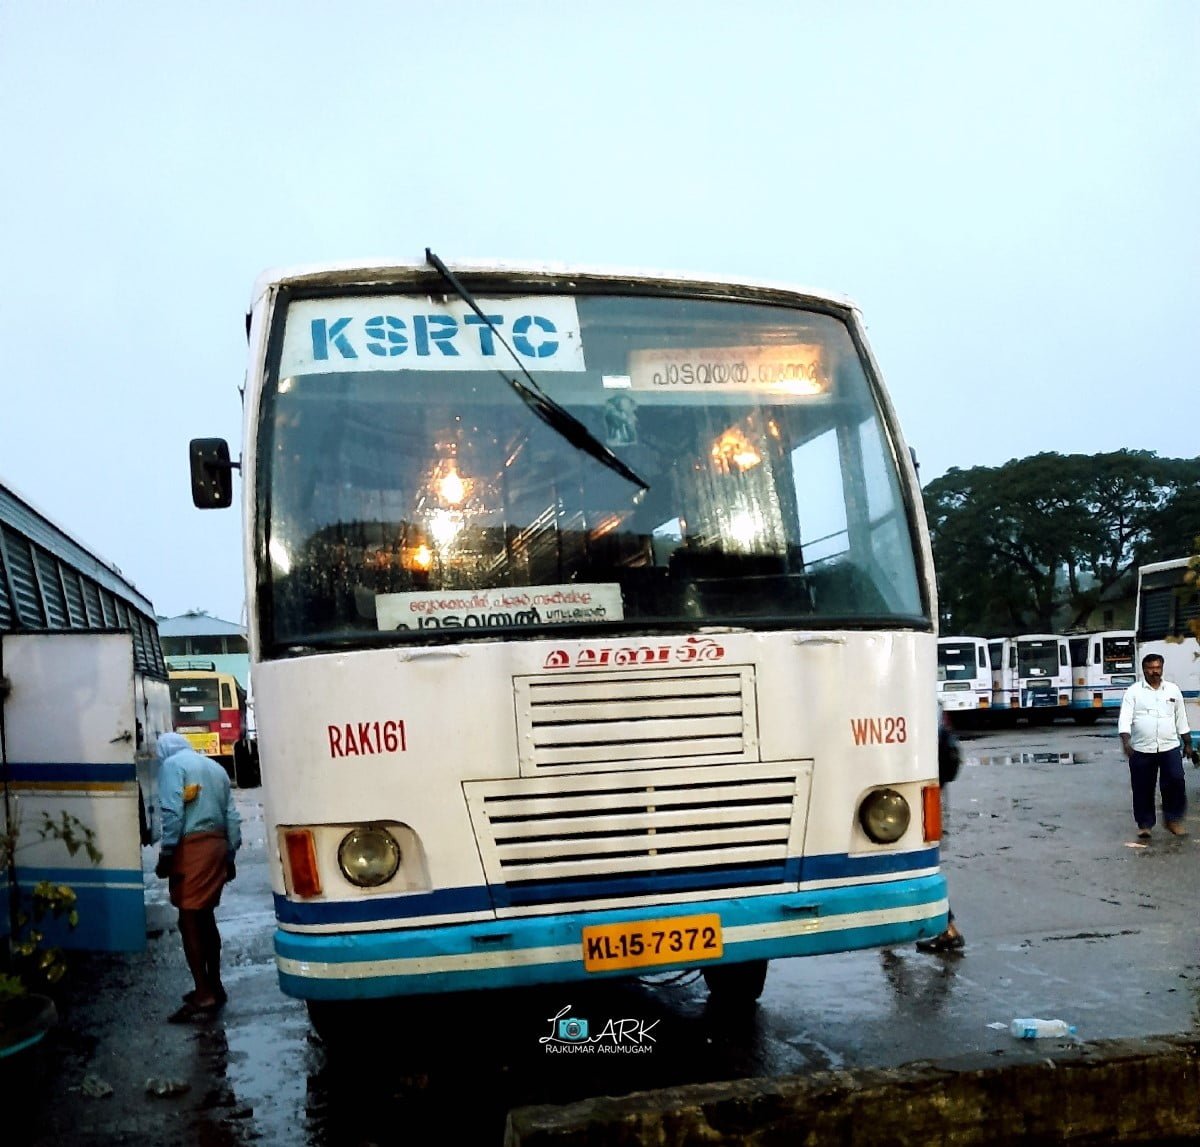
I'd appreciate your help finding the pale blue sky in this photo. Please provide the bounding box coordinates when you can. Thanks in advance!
[1,2,1196,624]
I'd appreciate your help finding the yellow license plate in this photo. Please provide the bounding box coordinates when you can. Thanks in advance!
[185,732,221,756]
[582,913,723,972]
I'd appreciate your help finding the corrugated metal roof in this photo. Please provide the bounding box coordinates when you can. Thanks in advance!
[0,482,155,615]
[0,478,167,677]
[157,613,245,637]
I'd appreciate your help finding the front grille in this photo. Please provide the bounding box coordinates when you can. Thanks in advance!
[464,762,806,904]
[514,665,758,774]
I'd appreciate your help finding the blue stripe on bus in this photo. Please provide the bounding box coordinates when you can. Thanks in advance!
[273,848,939,926]
[2,761,137,783]
[11,865,143,884]
[1,875,147,953]
[275,874,948,999]
[274,885,493,925]
[802,847,939,882]
[497,860,793,908]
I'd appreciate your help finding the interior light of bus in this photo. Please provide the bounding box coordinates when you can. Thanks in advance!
[858,788,910,844]
[922,786,942,842]
[403,544,434,572]
[284,829,322,897]
[435,464,470,507]
[428,508,463,547]
[710,427,761,473]
[337,827,401,888]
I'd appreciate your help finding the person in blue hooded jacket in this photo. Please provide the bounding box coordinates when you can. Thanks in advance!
[154,732,242,1022]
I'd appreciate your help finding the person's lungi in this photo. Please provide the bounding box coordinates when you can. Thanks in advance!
[168,830,228,909]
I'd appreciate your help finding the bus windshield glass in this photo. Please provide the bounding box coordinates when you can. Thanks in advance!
[1018,643,1058,678]
[1102,636,1135,675]
[937,644,978,681]
[170,678,219,723]
[259,292,925,652]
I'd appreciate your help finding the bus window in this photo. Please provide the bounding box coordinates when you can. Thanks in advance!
[1102,635,1134,675]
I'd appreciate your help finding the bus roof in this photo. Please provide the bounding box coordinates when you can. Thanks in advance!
[249,258,858,316]
[1138,557,1195,576]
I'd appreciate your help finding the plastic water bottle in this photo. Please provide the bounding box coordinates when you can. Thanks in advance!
[1009,1017,1076,1039]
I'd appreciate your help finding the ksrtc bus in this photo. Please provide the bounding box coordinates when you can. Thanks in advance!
[936,636,991,717]
[1135,557,1200,729]
[1067,630,1136,722]
[988,637,1018,717]
[188,256,946,1027]
[168,661,258,783]
[1015,634,1071,720]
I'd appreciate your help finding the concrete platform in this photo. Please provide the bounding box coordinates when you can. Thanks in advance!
[507,1033,1200,1145]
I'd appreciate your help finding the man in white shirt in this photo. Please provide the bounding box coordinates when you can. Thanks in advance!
[1118,653,1197,838]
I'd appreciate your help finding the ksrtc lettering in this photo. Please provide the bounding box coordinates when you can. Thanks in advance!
[311,314,559,361]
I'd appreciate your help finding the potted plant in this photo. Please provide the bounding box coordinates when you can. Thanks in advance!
[1,801,101,1072]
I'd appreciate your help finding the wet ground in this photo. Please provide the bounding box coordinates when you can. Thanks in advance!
[15,718,1200,1145]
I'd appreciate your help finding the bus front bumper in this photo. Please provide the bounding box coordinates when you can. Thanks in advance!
[274,874,948,1000]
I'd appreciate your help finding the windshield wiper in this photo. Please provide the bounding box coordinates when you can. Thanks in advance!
[424,248,648,492]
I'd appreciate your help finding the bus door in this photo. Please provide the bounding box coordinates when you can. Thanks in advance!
[0,631,148,952]
[988,639,1017,713]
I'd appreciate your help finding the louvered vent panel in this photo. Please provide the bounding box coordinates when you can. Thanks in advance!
[515,666,757,774]
[62,568,87,627]
[81,578,102,625]
[3,527,45,627]
[465,763,804,898]
[35,549,68,627]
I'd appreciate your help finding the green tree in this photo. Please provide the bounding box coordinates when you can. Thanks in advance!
[924,450,1200,634]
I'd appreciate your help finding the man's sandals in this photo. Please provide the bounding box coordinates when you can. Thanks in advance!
[916,930,965,953]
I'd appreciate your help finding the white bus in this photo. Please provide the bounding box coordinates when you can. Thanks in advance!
[1015,633,1071,720]
[988,637,1018,718]
[1135,558,1200,729]
[1067,630,1136,723]
[188,255,946,1028]
[936,636,991,717]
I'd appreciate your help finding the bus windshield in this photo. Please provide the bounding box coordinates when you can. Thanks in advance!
[937,644,979,681]
[1102,635,1135,675]
[170,678,220,723]
[259,292,925,653]
[1018,643,1059,678]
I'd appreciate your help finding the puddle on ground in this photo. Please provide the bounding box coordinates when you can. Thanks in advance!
[971,752,1095,766]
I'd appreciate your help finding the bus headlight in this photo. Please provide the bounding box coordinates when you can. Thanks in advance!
[337,827,401,887]
[858,789,910,844]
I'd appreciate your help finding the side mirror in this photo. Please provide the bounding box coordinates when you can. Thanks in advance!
[189,438,236,509]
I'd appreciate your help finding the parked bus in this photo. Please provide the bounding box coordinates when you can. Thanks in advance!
[1015,633,1071,720]
[188,255,946,1028]
[987,637,1018,718]
[1135,557,1200,729]
[167,660,258,784]
[1067,630,1136,723]
[936,636,991,719]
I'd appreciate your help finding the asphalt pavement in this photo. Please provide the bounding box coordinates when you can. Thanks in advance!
[16,717,1200,1145]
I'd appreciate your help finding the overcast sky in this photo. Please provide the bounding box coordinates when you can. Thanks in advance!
[2,2,1196,625]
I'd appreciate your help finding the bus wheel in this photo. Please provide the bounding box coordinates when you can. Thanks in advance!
[306,1000,375,1049]
[702,959,768,1004]
[234,740,261,788]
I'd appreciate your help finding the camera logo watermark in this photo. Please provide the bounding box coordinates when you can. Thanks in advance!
[540,1004,659,1055]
